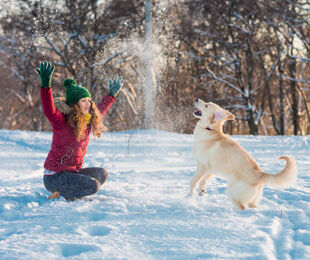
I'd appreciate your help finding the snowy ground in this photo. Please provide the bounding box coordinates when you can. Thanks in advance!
[0,129,309,259]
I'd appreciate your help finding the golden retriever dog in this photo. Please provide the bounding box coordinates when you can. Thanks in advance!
[189,99,297,210]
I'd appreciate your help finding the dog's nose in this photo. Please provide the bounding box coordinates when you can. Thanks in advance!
[196,99,199,103]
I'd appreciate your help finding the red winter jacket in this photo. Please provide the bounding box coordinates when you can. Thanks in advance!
[41,88,114,173]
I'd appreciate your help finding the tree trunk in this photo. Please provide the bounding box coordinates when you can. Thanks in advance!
[278,53,285,135]
[247,110,258,135]
[288,54,299,135]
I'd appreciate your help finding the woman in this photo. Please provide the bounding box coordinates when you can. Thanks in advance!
[36,61,124,201]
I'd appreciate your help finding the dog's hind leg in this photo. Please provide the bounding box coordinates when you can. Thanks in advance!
[199,174,213,196]
[248,183,263,208]
[226,181,247,210]
[189,165,207,197]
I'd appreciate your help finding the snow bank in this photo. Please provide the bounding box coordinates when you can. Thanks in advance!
[0,129,309,259]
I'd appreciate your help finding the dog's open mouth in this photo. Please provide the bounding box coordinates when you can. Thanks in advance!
[194,109,202,116]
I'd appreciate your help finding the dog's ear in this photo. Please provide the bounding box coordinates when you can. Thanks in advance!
[213,110,235,122]
[213,111,227,122]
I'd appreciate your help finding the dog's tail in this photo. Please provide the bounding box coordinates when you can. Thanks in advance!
[261,156,297,188]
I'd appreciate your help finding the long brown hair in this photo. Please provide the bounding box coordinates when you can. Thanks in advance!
[67,100,102,142]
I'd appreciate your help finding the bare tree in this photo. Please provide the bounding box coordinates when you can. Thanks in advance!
[0,0,146,131]
[157,0,309,135]
[1,0,309,134]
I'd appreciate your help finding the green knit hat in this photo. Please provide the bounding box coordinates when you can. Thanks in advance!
[64,78,91,105]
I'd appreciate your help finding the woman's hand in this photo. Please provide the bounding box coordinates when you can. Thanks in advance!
[36,61,55,88]
[108,75,124,98]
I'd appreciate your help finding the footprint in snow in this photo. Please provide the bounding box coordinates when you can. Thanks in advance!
[88,225,112,236]
[60,243,99,257]
[89,212,107,221]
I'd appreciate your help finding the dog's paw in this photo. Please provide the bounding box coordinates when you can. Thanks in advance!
[248,202,257,208]
[198,189,206,196]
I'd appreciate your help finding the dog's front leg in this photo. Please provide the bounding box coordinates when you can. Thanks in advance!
[198,174,213,196]
[189,165,206,197]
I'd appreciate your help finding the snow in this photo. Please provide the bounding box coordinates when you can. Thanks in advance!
[0,129,309,259]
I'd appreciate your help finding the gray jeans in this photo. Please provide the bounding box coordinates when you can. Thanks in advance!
[43,167,108,200]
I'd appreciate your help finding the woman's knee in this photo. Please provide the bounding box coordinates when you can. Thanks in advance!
[102,168,108,184]
[81,167,108,185]
[93,168,108,185]
[94,178,101,192]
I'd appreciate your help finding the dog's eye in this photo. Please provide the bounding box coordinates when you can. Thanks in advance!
[205,104,208,108]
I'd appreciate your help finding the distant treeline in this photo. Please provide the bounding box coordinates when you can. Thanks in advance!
[0,0,309,135]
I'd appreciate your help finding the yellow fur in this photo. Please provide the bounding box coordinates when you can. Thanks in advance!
[189,99,297,210]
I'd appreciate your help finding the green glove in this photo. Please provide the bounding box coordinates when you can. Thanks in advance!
[36,61,55,88]
[108,75,124,98]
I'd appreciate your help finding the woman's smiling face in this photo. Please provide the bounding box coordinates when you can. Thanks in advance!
[78,97,91,114]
